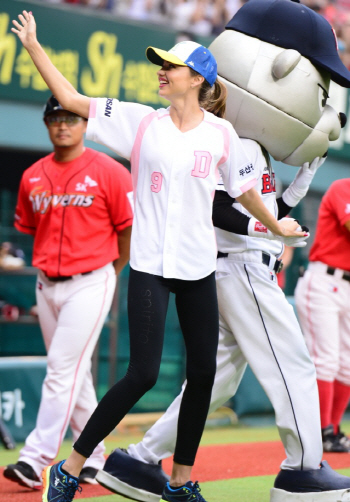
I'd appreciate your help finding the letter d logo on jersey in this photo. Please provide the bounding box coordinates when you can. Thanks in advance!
[191,151,212,178]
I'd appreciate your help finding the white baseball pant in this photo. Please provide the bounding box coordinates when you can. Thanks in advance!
[19,263,116,477]
[295,261,350,385]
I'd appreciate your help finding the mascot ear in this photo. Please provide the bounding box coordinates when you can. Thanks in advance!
[272,49,301,79]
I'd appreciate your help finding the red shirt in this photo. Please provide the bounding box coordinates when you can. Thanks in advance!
[309,178,350,271]
[15,148,133,277]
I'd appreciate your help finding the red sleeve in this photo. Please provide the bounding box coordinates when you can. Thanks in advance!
[14,173,36,236]
[328,180,350,227]
[104,157,133,233]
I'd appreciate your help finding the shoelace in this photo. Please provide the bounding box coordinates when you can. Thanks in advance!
[63,482,82,502]
[192,481,206,501]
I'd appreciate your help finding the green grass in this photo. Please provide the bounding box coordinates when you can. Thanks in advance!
[74,471,350,502]
[75,477,278,502]
[0,431,140,467]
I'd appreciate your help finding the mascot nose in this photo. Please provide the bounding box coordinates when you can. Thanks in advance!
[319,105,342,141]
[339,112,347,128]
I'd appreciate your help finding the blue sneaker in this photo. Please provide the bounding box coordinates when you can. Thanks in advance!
[161,481,207,502]
[42,460,82,502]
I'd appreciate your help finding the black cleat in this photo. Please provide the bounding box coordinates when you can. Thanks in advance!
[79,466,98,485]
[322,425,350,453]
[4,461,42,489]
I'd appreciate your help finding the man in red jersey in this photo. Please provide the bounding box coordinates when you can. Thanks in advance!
[295,178,350,453]
[3,95,133,489]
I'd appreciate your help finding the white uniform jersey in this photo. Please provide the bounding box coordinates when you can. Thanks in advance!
[215,139,284,258]
[87,99,257,280]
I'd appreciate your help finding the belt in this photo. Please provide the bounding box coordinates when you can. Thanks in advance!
[46,271,92,282]
[262,251,283,274]
[217,251,283,274]
[326,266,350,282]
[217,251,229,259]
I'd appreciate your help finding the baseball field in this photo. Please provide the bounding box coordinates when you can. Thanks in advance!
[2,418,350,502]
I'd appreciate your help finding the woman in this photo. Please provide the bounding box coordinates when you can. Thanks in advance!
[12,11,306,502]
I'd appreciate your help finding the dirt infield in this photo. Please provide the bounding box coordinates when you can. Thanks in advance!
[2,441,350,502]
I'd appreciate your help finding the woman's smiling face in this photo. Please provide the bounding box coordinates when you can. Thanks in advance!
[157,61,197,100]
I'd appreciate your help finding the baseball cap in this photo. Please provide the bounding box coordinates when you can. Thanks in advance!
[43,95,65,119]
[146,41,218,87]
[226,0,350,88]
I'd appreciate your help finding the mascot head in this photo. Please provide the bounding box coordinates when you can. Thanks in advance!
[209,0,350,165]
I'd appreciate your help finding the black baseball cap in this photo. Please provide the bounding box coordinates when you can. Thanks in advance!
[226,0,350,88]
[43,95,64,119]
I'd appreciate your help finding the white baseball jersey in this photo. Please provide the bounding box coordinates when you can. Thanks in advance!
[87,99,256,280]
[215,139,284,258]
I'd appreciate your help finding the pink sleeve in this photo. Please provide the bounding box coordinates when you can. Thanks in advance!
[240,178,258,193]
[89,98,98,119]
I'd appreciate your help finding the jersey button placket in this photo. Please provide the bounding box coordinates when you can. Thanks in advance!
[163,162,182,278]
[47,207,63,276]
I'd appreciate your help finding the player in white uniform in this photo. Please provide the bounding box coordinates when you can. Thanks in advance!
[12,11,307,502]
[95,142,350,502]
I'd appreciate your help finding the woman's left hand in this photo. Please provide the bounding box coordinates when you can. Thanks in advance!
[237,187,308,239]
[248,216,309,247]
[277,217,306,237]
[274,218,309,247]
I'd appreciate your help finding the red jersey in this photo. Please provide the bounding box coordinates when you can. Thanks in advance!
[309,178,350,271]
[15,148,133,277]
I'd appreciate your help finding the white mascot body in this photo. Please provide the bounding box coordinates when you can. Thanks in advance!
[94,2,350,502]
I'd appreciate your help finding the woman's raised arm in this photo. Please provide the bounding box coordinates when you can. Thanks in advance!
[12,10,90,118]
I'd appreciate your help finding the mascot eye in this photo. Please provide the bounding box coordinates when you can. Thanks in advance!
[318,84,329,109]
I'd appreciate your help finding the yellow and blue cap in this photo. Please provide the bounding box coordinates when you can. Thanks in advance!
[146,41,217,87]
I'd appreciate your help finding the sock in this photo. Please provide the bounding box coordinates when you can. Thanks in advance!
[60,465,78,480]
[331,380,350,434]
[317,379,334,430]
[169,481,191,490]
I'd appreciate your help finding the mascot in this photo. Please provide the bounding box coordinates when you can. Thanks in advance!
[93,2,350,502]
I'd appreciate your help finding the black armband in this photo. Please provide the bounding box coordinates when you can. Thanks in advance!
[277,196,293,219]
[213,190,250,235]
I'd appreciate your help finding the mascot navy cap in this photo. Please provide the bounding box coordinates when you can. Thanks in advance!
[146,41,217,87]
[226,0,350,88]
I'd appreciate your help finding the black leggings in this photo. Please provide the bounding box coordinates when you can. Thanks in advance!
[74,268,219,466]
